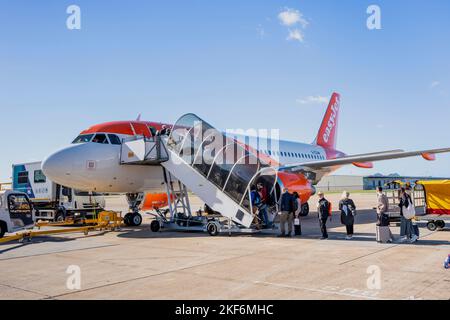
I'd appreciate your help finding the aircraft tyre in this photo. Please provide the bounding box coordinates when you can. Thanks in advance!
[123,213,132,226]
[130,213,143,227]
[299,203,309,217]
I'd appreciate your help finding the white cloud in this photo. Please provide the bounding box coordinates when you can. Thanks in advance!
[278,8,308,28]
[287,29,304,42]
[278,8,309,44]
[430,81,440,89]
[296,95,328,105]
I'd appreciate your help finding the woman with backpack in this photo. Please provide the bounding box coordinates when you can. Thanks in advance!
[339,191,356,240]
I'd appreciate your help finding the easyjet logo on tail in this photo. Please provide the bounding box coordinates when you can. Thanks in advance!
[315,93,340,149]
[322,96,340,143]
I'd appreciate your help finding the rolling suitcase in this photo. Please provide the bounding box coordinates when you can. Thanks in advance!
[376,226,392,243]
[294,218,301,236]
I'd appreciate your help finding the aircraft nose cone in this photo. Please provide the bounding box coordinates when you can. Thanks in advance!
[42,145,78,184]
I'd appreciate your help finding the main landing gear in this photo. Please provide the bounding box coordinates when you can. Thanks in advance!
[124,193,144,227]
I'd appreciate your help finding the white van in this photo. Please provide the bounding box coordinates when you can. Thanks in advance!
[0,190,35,238]
[12,162,105,222]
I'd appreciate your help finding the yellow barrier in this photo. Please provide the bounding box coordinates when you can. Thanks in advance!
[0,211,123,244]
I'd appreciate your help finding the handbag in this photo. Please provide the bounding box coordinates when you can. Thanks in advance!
[403,202,416,219]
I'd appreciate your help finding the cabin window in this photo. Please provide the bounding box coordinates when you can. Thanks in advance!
[18,171,29,184]
[92,134,109,144]
[72,134,94,144]
[108,134,122,145]
[34,170,46,183]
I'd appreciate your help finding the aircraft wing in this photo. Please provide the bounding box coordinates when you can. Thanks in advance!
[279,147,450,171]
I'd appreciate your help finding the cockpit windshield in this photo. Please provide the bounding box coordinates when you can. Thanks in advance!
[108,134,122,145]
[72,134,94,144]
[92,133,108,144]
[72,133,122,145]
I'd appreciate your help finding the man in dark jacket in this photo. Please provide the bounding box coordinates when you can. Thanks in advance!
[317,192,331,240]
[278,188,294,237]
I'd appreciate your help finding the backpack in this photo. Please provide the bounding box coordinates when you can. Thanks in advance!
[292,198,299,212]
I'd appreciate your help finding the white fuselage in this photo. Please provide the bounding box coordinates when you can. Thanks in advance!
[42,133,338,194]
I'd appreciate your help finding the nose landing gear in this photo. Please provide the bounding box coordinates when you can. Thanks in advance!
[124,193,144,227]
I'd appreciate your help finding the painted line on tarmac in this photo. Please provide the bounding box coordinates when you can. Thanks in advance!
[0,282,52,299]
[254,281,383,300]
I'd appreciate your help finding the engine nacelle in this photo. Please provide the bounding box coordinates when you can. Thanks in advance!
[141,193,174,211]
[277,171,314,205]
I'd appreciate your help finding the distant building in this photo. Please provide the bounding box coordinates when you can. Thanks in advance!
[316,174,449,192]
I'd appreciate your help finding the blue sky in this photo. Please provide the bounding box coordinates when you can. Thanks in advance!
[1,0,450,181]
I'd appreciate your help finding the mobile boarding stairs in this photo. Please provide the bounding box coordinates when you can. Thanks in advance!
[119,113,279,236]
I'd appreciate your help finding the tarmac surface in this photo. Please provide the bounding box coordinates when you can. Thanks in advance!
[1,192,449,300]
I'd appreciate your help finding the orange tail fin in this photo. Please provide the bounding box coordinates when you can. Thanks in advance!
[314,92,341,150]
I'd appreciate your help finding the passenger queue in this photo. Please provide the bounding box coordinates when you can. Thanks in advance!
[250,185,420,244]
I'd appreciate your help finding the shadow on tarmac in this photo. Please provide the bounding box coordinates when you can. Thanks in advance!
[115,209,450,246]
[0,230,109,254]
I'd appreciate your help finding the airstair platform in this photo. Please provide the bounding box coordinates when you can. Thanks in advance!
[120,136,169,165]
[120,114,278,228]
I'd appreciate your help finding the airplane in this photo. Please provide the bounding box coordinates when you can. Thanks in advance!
[42,93,450,227]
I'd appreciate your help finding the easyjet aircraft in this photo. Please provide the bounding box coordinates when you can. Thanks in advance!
[42,93,450,226]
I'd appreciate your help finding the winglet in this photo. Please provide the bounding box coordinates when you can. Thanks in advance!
[352,162,374,169]
[422,153,436,161]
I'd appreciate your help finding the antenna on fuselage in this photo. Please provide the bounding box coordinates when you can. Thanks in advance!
[136,113,141,121]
